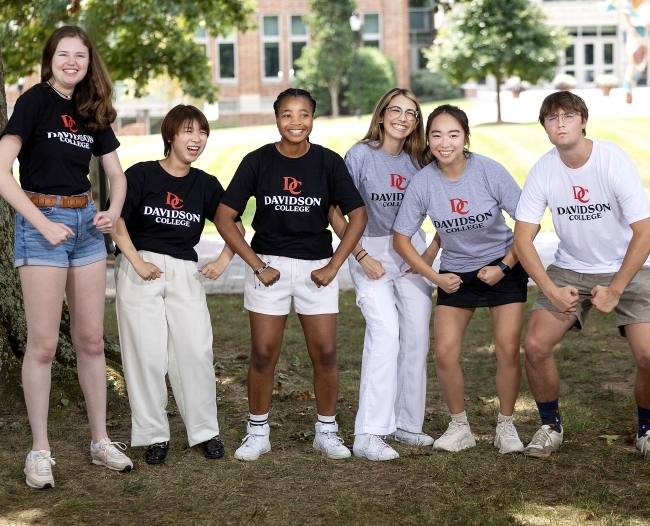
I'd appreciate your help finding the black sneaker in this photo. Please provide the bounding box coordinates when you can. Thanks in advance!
[202,436,225,459]
[145,442,169,464]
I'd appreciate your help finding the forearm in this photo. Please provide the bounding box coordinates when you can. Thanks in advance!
[214,221,245,264]
[330,207,367,269]
[394,232,442,285]
[513,228,556,294]
[422,232,441,260]
[215,206,265,271]
[102,151,127,216]
[110,219,145,268]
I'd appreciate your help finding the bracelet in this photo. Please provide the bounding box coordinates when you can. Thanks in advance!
[357,253,368,263]
[255,263,270,275]
[355,249,367,261]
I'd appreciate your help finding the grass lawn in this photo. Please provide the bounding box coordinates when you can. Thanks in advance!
[118,112,650,235]
[1,291,649,525]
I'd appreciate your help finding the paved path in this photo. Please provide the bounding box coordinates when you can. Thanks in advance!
[105,232,560,297]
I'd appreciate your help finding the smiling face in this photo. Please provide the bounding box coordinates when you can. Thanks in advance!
[275,96,314,146]
[380,94,419,148]
[427,113,468,169]
[169,119,208,165]
[50,37,89,92]
[543,108,587,151]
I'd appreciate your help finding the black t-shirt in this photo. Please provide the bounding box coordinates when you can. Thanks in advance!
[1,83,120,195]
[117,161,225,262]
[221,143,365,260]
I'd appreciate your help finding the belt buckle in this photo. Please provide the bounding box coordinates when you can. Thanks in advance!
[70,192,90,207]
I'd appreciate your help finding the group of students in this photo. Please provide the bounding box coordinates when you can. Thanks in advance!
[1,26,649,491]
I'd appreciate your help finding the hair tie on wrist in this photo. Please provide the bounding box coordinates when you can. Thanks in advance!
[357,253,368,263]
[355,249,367,261]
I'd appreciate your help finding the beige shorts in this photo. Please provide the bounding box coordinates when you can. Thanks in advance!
[532,265,650,335]
[244,255,339,316]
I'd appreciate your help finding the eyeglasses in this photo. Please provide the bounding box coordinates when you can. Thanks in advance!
[385,106,419,122]
[545,112,580,125]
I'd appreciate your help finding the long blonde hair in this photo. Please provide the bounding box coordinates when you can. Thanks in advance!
[359,88,424,168]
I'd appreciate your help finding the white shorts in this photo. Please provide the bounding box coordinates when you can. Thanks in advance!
[244,255,339,316]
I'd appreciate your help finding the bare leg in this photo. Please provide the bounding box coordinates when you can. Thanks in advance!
[433,306,475,415]
[298,313,338,416]
[247,312,287,414]
[524,310,576,402]
[19,266,68,452]
[489,303,525,416]
[625,323,650,409]
[66,260,109,444]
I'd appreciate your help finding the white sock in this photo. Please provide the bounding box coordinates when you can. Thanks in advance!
[451,411,468,424]
[250,412,269,426]
[497,413,513,424]
[317,414,336,425]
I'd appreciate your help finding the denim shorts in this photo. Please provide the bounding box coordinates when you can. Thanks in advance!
[14,201,107,268]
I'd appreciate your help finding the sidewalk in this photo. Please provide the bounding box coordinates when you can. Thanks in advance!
[105,232,560,297]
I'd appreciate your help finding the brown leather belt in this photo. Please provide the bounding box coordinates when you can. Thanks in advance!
[26,190,93,209]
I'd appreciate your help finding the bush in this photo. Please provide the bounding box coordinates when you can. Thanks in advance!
[410,69,462,101]
[343,47,397,115]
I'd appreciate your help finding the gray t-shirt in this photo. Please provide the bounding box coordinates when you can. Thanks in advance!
[393,153,521,272]
[344,142,420,237]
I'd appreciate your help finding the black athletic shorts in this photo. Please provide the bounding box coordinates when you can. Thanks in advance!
[437,257,528,308]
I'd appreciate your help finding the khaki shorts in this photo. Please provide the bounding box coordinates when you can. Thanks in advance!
[532,265,650,336]
[244,255,339,316]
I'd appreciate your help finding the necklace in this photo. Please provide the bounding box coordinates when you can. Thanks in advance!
[48,82,73,100]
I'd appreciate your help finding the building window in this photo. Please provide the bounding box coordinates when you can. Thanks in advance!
[585,70,594,83]
[584,43,594,66]
[603,43,614,65]
[194,27,209,56]
[582,26,597,37]
[565,45,575,66]
[262,15,281,79]
[290,15,308,77]
[363,13,381,48]
[601,25,617,36]
[218,42,235,79]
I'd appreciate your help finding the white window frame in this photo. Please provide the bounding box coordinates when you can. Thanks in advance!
[289,14,309,79]
[216,33,238,83]
[362,13,382,49]
[261,15,282,82]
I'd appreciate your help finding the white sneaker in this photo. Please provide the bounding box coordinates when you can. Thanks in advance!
[313,422,351,459]
[388,428,434,447]
[353,434,399,461]
[523,425,563,458]
[433,421,476,452]
[234,423,271,461]
[24,451,55,489]
[91,438,133,472]
[636,430,650,460]
[494,420,524,454]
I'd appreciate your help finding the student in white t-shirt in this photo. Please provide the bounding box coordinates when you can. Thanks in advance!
[394,105,528,455]
[514,91,650,460]
[330,88,438,461]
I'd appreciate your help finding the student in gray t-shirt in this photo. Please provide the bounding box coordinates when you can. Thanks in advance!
[330,88,439,461]
[393,105,528,455]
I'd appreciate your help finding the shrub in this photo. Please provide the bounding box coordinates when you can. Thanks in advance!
[410,69,462,102]
[343,47,397,115]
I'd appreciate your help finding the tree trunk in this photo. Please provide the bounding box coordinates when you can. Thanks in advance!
[329,84,340,118]
[495,75,502,124]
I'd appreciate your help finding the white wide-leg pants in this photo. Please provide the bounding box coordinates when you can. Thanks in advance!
[115,251,219,447]
[352,233,433,436]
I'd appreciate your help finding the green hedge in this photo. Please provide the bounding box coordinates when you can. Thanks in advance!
[410,69,462,102]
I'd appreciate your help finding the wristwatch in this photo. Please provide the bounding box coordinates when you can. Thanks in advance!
[497,261,512,275]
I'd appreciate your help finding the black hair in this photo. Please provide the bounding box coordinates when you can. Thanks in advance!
[273,88,317,116]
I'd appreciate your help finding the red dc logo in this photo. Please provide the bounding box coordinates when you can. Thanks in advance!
[166,192,184,209]
[390,173,407,191]
[572,186,589,203]
[60,115,78,133]
[283,177,302,195]
[450,198,469,215]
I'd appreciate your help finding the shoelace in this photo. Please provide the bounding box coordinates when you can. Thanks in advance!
[322,432,345,446]
[498,421,519,442]
[529,428,552,447]
[101,441,128,456]
[34,454,56,474]
[369,435,390,450]
[241,434,262,448]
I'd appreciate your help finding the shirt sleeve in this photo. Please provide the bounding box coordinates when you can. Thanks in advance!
[515,163,549,225]
[220,154,258,215]
[120,165,145,221]
[611,149,650,225]
[92,125,120,157]
[203,173,225,224]
[344,145,364,188]
[331,154,365,215]
[393,174,429,237]
[484,158,522,220]
[0,90,41,144]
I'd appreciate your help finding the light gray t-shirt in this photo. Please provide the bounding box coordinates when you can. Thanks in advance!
[393,153,521,272]
[344,142,420,237]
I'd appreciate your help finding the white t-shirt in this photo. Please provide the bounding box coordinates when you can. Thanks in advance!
[516,140,650,273]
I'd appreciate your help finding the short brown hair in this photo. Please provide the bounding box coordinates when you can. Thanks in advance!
[161,105,210,157]
[538,92,588,137]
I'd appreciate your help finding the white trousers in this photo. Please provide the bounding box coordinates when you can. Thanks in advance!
[352,233,433,436]
[115,251,219,447]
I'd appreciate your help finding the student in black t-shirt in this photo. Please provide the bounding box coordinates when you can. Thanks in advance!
[216,88,367,461]
[0,26,132,489]
[111,105,241,465]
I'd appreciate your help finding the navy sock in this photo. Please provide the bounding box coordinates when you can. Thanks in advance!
[536,399,562,433]
[638,406,650,438]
